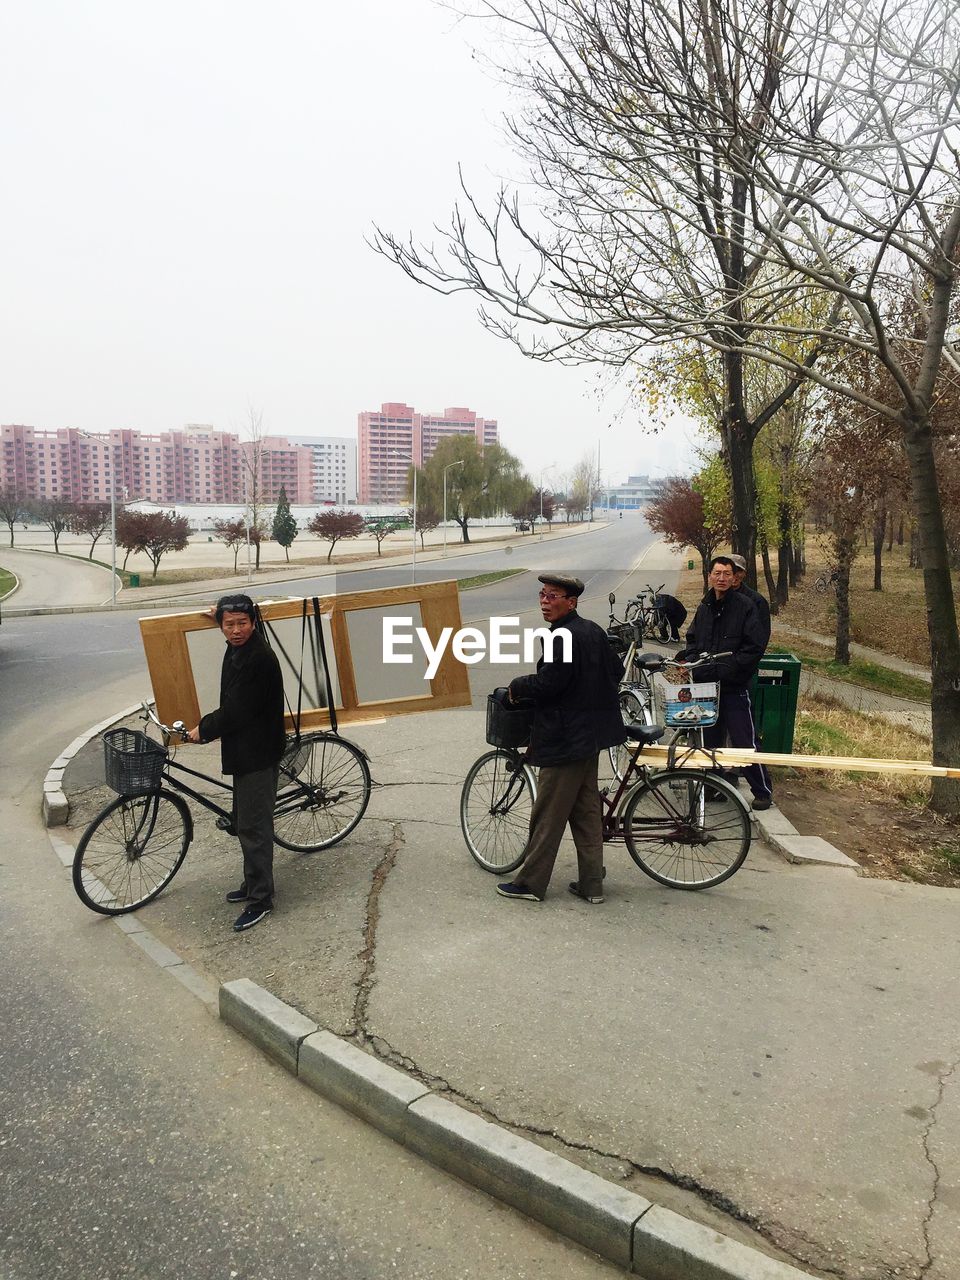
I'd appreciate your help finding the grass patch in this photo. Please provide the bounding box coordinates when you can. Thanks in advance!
[0,568,16,598]
[774,636,931,702]
[459,569,527,591]
[788,692,932,804]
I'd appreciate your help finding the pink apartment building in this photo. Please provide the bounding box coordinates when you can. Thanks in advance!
[357,402,498,503]
[0,424,315,506]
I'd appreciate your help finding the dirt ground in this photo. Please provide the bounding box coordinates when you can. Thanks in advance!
[772,773,960,888]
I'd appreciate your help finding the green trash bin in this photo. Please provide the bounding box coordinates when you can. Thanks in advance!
[749,653,801,754]
[129,573,141,587]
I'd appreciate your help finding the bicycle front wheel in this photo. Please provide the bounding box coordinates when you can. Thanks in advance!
[622,770,750,889]
[460,749,537,873]
[608,687,654,781]
[273,733,372,852]
[72,791,192,915]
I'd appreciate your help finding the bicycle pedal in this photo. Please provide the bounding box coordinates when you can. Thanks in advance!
[216,817,237,835]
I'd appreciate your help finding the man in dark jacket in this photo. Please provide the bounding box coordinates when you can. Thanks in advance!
[497,573,626,904]
[684,557,772,809]
[729,554,771,650]
[187,594,287,931]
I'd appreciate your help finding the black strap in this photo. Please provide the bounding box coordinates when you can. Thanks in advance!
[312,597,338,735]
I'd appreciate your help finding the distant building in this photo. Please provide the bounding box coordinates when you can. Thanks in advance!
[0,423,316,505]
[357,401,498,504]
[601,474,665,509]
[286,435,357,504]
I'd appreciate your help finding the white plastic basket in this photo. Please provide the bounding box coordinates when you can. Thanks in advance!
[652,672,719,728]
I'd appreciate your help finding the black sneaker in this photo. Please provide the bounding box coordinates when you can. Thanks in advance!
[233,903,272,932]
[752,797,773,811]
[225,887,249,904]
[568,882,604,904]
[496,883,542,901]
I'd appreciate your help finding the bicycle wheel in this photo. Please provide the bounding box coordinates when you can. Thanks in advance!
[815,576,828,593]
[72,791,192,915]
[608,687,654,781]
[460,749,537,873]
[654,615,671,644]
[273,732,372,852]
[622,770,750,889]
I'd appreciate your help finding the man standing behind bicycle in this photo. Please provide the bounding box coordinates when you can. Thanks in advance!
[729,554,771,650]
[496,573,626,905]
[187,594,286,932]
[683,556,773,811]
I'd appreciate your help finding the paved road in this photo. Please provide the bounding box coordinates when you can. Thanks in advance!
[1,517,659,1278]
[0,545,116,609]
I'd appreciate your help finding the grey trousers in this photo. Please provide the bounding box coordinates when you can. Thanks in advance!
[511,755,604,899]
[232,765,279,908]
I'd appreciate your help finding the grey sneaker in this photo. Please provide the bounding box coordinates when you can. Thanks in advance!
[496,883,542,901]
[568,882,604,904]
[225,887,249,904]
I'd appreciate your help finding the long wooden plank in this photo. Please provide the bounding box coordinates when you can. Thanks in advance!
[637,744,960,779]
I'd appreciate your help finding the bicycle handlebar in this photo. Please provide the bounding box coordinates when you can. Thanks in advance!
[140,701,189,743]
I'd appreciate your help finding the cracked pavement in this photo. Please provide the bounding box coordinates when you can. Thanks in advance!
[62,658,960,1280]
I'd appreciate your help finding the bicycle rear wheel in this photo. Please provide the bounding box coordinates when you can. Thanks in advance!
[72,791,192,915]
[273,732,372,851]
[460,749,537,873]
[622,770,750,889]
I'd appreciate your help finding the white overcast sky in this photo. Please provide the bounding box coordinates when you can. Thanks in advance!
[1,0,702,487]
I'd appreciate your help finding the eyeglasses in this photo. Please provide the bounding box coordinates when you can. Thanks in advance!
[538,590,568,602]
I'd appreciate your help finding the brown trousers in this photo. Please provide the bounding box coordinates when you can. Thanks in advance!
[512,755,604,899]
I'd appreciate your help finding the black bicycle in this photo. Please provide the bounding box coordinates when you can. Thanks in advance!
[72,703,372,915]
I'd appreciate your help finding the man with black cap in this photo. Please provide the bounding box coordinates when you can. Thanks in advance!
[684,557,772,810]
[496,573,626,904]
[187,594,287,931]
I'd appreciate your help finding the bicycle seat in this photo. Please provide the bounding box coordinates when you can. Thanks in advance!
[633,652,665,671]
[625,724,665,744]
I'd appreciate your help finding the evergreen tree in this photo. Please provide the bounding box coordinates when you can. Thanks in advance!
[271,486,298,562]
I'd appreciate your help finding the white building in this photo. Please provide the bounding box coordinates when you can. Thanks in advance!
[287,435,357,504]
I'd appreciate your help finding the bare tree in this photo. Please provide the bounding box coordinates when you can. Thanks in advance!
[0,489,27,547]
[238,407,269,569]
[374,0,960,811]
[33,498,75,553]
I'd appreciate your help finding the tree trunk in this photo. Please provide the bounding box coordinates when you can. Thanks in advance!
[833,528,857,665]
[456,517,471,544]
[886,510,894,553]
[775,501,792,606]
[720,351,758,585]
[897,515,904,546]
[872,509,886,591]
[901,415,960,813]
[760,541,778,615]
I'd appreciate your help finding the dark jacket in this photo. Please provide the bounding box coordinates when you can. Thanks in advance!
[509,611,627,767]
[199,629,286,775]
[737,583,771,650]
[684,588,764,690]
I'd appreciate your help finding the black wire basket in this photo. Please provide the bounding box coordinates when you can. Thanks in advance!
[485,691,533,749]
[103,728,167,796]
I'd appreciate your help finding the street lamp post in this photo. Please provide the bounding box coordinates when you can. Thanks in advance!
[538,462,556,539]
[443,460,465,557]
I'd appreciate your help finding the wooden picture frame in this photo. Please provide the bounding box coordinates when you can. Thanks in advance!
[138,580,471,733]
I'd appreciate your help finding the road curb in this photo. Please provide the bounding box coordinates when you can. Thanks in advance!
[40,700,147,827]
[749,804,857,870]
[219,977,821,1279]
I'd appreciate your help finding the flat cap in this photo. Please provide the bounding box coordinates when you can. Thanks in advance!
[728,554,748,572]
[538,572,585,597]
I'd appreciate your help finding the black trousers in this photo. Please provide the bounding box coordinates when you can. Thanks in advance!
[703,688,773,800]
[232,765,279,907]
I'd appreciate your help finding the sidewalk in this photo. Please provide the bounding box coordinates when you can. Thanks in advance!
[57,654,959,1280]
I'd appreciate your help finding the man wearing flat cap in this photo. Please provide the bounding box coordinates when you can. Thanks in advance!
[496,573,626,904]
[729,554,771,650]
